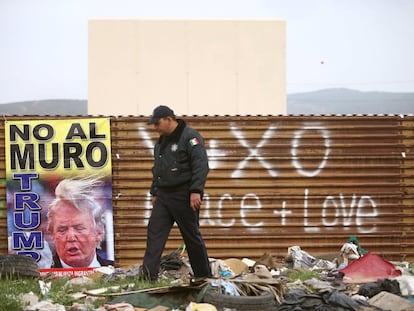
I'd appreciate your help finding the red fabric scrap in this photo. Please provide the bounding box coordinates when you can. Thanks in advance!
[339,252,401,283]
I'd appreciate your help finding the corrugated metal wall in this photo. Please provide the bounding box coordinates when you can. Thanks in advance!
[1,115,413,266]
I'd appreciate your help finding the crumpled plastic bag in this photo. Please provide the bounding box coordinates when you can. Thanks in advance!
[211,280,240,296]
[393,275,414,296]
[210,259,235,278]
[287,246,336,270]
[340,242,361,265]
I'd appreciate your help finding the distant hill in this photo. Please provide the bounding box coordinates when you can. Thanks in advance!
[0,99,87,116]
[0,89,413,115]
[287,88,414,114]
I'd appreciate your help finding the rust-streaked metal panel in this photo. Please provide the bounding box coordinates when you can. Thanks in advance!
[0,115,413,267]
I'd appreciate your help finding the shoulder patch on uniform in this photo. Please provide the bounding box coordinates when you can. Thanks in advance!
[189,137,199,146]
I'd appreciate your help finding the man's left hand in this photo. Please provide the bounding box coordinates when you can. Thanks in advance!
[190,193,202,211]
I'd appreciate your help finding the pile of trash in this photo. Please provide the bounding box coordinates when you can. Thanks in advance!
[18,237,414,310]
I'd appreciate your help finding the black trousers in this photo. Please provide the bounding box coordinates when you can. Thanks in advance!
[142,189,211,281]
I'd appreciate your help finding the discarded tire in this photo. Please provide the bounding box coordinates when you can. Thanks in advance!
[0,254,40,279]
[202,288,276,311]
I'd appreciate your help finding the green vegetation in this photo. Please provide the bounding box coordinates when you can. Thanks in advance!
[0,277,41,311]
[285,269,320,282]
[0,274,174,311]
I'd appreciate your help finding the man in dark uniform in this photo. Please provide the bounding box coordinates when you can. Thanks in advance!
[141,105,212,283]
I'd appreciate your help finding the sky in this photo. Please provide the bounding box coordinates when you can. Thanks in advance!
[1,0,414,104]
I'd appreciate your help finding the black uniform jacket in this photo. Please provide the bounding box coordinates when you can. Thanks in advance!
[150,119,209,195]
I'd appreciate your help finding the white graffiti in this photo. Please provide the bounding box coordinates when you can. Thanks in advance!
[216,193,236,226]
[356,196,378,233]
[230,125,278,178]
[304,189,378,234]
[291,125,330,177]
[200,193,236,227]
[240,193,264,227]
[273,201,292,225]
[138,126,155,155]
[303,189,318,232]
[199,193,216,226]
[144,189,378,234]
[138,123,381,234]
[207,139,226,170]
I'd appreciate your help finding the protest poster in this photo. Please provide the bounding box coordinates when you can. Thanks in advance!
[5,118,114,275]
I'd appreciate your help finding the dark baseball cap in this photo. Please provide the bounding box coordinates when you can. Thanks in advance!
[147,105,175,124]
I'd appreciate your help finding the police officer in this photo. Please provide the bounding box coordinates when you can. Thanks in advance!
[141,105,212,283]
